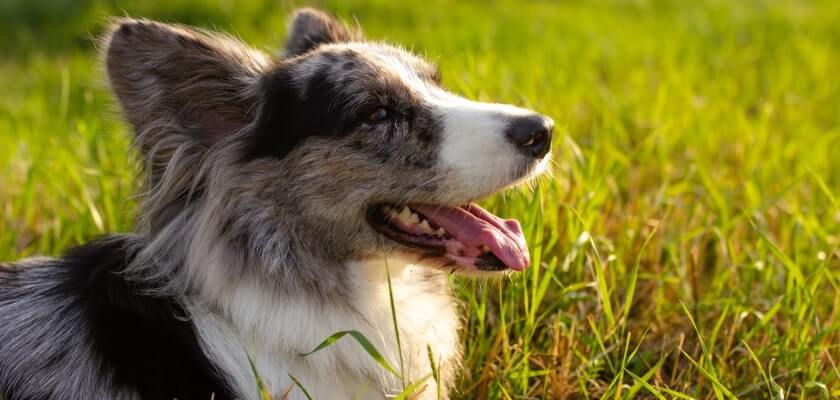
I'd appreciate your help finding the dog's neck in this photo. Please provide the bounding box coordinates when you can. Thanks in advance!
[188,255,461,399]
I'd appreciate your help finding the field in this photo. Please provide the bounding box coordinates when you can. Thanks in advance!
[2,0,840,398]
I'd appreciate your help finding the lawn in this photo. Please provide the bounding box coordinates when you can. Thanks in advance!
[2,0,839,398]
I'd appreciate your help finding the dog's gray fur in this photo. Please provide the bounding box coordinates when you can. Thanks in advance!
[0,259,123,400]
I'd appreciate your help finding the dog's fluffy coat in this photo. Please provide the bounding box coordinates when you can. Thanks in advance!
[0,9,551,399]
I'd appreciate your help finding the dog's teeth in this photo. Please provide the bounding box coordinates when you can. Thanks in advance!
[436,228,446,238]
[481,245,491,252]
[409,213,420,224]
[398,207,412,223]
[418,220,433,234]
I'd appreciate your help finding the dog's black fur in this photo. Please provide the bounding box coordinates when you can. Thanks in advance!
[0,237,233,399]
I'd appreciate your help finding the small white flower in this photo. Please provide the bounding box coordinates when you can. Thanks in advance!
[576,231,590,246]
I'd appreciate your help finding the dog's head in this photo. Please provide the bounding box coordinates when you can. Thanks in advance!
[105,9,552,277]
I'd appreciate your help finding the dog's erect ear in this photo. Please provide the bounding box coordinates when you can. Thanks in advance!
[283,8,361,57]
[104,19,270,228]
[104,19,269,149]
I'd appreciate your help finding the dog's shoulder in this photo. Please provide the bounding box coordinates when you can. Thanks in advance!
[0,236,235,400]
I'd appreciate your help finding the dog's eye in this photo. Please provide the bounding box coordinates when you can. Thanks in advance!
[368,107,390,122]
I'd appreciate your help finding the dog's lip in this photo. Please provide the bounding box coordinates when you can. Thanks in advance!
[366,204,447,254]
[366,203,529,271]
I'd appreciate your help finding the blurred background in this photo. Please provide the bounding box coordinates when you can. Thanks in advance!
[2,0,839,398]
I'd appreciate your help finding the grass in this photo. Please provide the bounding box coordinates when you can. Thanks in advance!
[2,0,840,398]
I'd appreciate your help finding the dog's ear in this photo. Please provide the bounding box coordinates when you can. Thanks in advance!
[104,19,270,228]
[283,8,361,57]
[104,19,269,148]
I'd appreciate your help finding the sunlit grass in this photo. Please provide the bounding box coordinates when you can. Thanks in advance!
[2,0,839,398]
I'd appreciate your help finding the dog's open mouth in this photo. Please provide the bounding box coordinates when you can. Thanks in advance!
[367,203,530,271]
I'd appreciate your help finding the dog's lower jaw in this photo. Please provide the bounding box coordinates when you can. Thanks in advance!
[190,255,461,399]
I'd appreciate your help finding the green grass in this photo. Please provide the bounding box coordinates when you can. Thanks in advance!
[2,0,840,398]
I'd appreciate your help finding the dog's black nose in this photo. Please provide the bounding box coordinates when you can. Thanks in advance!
[506,114,553,158]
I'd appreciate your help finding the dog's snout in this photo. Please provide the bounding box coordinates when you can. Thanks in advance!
[506,114,553,158]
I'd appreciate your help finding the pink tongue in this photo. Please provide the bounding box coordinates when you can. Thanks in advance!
[415,204,530,270]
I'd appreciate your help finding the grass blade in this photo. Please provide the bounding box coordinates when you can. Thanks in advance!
[384,257,407,388]
[393,374,432,400]
[742,340,773,399]
[300,330,401,378]
[247,354,273,400]
[680,349,738,400]
[749,219,805,285]
[625,367,667,400]
[588,235,615,330]
[427,345,442,400]
[288,374,314,400]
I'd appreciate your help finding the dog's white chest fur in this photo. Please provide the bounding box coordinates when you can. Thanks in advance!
[192,256,461,399]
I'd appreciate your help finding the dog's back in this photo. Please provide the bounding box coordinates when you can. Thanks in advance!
[0,236,232,400]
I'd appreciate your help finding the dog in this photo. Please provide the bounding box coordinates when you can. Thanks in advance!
[0,8,552,400]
